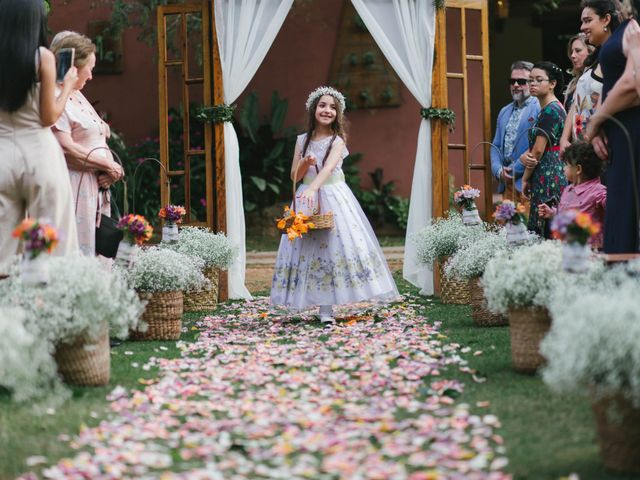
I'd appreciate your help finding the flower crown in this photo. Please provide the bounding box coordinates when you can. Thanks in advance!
[305,86,346,112]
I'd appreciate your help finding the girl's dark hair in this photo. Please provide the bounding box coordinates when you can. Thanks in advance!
[580,0,621,67]
[301,93,348,157]
[532,61,565,96]
[0,0,48,113]
[563,140,602,180]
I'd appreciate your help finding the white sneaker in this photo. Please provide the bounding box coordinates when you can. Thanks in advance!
[320,315,335,324]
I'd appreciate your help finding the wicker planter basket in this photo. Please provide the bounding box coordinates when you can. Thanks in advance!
[438,257,470,305]
[53,322,110,386]
[507,307,552,374]
[591,394,640,473]
[132,290,183,341]
[184,267,219,312]
[469,277,507,327]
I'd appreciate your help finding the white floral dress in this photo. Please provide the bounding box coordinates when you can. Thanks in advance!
[270,134,399,311]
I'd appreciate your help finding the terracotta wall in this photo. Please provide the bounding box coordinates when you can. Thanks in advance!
[48,0,420,197]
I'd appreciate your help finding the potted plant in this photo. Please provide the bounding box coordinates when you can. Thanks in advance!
[482,241,564,373]
[165,227,237,312]
[445,230,509,326]
[0,255,144,386]
[159,204,186,243]
[414,213,486,304]
[493,200,530,246]
[115,214,153,268]
[542,277,640,473]
[453,184,482,226]
[11,218,59,284]
[550,209,600,273]
[126,247,206,339]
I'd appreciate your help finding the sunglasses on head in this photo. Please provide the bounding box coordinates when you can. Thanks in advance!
[509,78,528,86]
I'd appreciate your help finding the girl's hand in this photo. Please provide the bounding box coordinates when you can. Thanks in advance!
[298,188,317,209]
[538,203,553,218]
[303,154,317,167]
[61,66,78,92]
[559,137,571,156]
[520,180,530,199]
[520,151,538,169]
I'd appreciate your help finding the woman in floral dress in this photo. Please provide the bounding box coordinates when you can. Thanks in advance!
[520,61,567,237]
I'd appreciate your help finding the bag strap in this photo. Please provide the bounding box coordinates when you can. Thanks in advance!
[293,134,337,214]
[74,146,128,216]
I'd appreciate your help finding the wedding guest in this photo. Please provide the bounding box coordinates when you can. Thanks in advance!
[0,0,79,274]
[520,61,567,238]
[50,31,123,256]
[563,34,593,113]
[586,0,640,253]
[490,61,540,199]
[560,0,619,153]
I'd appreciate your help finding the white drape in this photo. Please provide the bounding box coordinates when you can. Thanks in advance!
[350,0,436,295]
[214,0,293,299]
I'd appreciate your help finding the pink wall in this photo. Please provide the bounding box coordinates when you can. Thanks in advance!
[48,0,419,196]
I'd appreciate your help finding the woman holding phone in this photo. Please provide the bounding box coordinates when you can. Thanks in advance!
[50,31,124,256]
[0,0,79,274]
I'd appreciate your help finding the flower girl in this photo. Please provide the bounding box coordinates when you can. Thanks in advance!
[270,86,398,323]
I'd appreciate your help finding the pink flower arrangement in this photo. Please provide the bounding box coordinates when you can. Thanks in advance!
[453,185,481,211]
[551,210,600,246]
[493,200,527,225]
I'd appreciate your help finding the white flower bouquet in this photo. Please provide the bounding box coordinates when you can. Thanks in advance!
[126,247,207,293]
[445,229,509,281]
[541,280,640,404]
[481,241,565,314]
[167,227,237,269]
[0,307,67,405]
[0,255,145,341]
[414,213,486,266]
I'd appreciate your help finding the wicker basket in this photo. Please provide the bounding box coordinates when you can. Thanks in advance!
[507,307,552,373]
[591,393,640,473]
[469,277,507,326]
[54,322,110,386]
[438,257,470,304]
[131,290,183,340]
[184,267,219,312]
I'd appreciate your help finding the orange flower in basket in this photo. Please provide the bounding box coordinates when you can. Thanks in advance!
[277,206,315,241]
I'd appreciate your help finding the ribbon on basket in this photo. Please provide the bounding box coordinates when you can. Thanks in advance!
[276,135,337,236]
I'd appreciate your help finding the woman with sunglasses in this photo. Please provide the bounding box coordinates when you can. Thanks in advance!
[520,61,567,237]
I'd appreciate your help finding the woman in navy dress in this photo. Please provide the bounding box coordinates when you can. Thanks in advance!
[586,0,640,253]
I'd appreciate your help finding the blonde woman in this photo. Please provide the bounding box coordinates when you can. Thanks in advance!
[50,31,123,256]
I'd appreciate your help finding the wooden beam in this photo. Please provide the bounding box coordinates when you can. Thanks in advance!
[157,9,169,210]
[210,0,228,301]
[480,1,493,216]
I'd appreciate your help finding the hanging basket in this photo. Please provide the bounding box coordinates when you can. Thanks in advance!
[469,277,507,327]
[507,307,552,374]
[591,393,640,473]
[131,290,183,340]
[53,322,110,386]
[184,267,219,312]
[438,257,470,304]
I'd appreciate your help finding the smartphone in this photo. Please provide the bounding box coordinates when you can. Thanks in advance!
[55,48,75,83]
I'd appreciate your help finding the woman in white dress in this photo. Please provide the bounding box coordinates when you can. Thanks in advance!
[270,86,399,323]
[0,0,79,274]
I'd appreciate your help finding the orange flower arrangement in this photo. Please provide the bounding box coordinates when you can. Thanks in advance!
[12,218,59,259]
[276,206,315,241]
[550,210,600,245]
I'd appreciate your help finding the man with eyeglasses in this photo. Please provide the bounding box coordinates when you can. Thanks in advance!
[491,60,540,199]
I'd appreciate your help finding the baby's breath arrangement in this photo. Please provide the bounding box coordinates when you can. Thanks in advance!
[0,307,67,406]
[481,241,566,314]
[445,230,509,281]
[414,212,486,265]
[0,255,145,342]
[168,226,237,269]
[542,280,640,405]
[126,247,207,293]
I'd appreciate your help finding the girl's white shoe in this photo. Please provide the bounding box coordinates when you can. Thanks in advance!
[320,315,336,324]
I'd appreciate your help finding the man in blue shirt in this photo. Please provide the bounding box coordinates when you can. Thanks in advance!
[491,60,540,199]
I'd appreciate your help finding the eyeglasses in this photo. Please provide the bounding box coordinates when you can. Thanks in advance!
[509,78,528,86]
[528,78,549,85]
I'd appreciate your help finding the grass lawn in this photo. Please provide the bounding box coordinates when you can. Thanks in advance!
[1,278,635,480]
